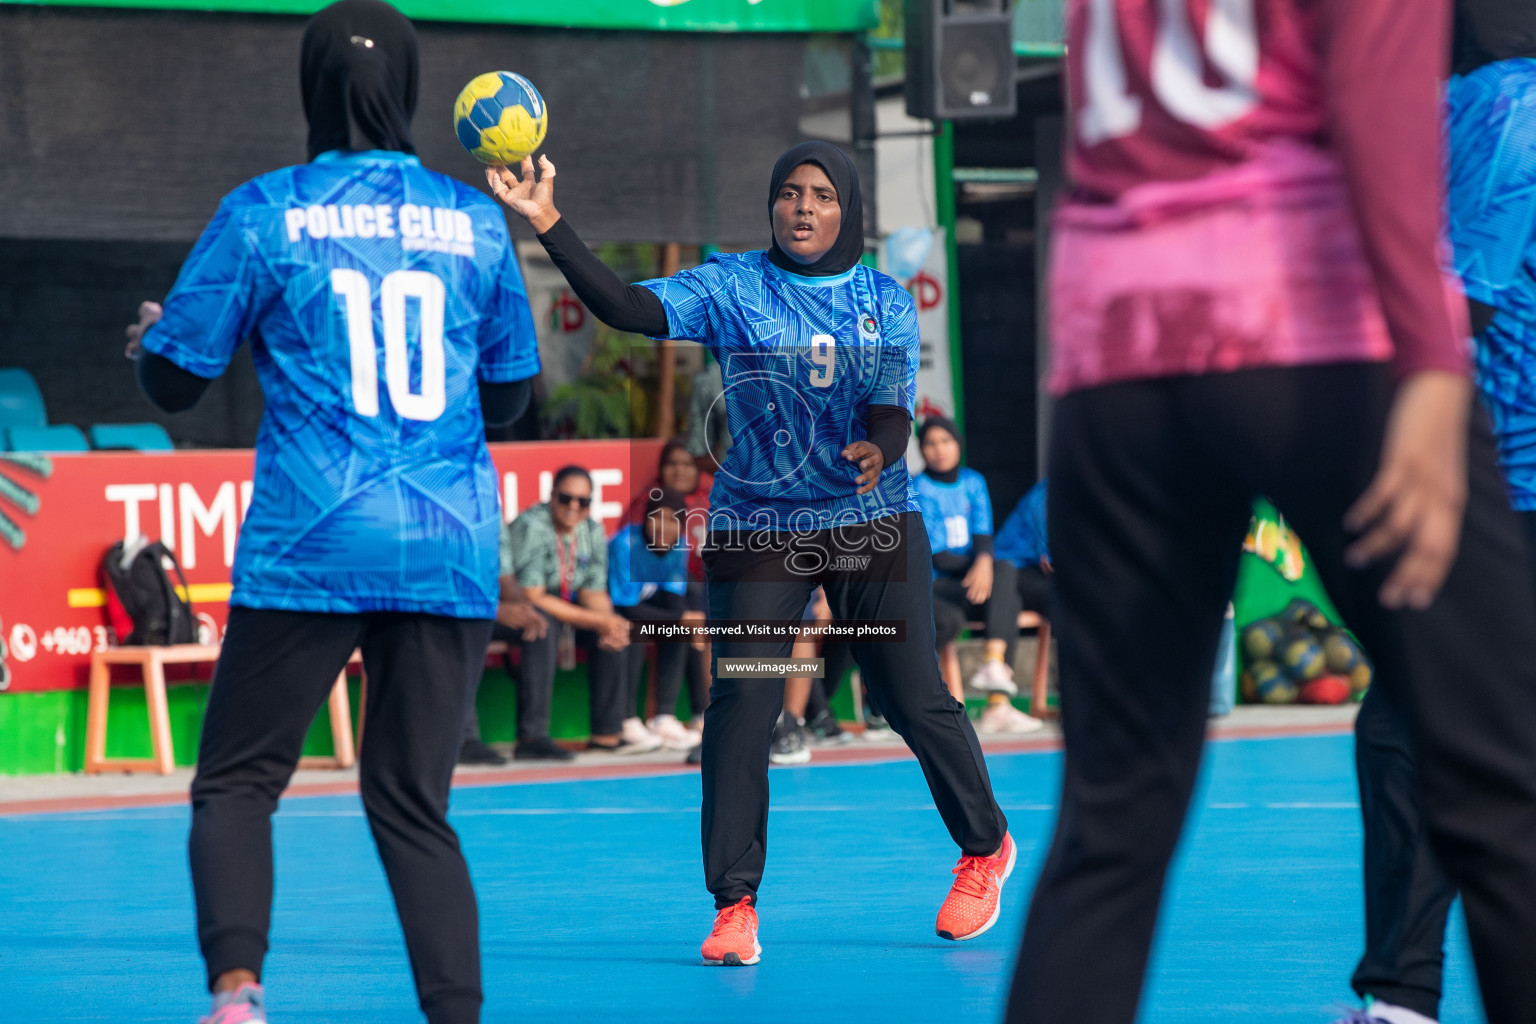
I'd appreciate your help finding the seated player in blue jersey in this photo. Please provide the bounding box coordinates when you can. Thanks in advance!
[622,438,713,744]
[994,477,1054,622]
[119,4,539,1023]
[486,139,1015,964]
[608,489,706,752]
[914,417,1043,736]
[505,466,659,754]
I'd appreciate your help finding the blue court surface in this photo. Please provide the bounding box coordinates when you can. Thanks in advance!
[0,733,1483,1023]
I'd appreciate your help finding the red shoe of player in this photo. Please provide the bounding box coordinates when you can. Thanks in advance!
[701,896,762,966]
[935,831,1016,941]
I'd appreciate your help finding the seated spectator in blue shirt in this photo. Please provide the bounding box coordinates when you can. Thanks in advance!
[915,417,1041,734]
[995,478,1053,619]
[608,489,705,751]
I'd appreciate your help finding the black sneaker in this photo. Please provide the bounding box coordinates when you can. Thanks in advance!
[863,709,895,740]
[458,738,508,766]
[805,709,852,746]
[686,743,703,766]
[513,736,576,761]
[769,711,811,765]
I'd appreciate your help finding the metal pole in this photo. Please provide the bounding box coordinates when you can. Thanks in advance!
[933,119,965,432]
[850,34,878,248]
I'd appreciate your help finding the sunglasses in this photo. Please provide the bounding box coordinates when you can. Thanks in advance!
[555,492,592,509]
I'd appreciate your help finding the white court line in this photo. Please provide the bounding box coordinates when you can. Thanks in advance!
[2,801,1369,823]
[1263,801,1359,809]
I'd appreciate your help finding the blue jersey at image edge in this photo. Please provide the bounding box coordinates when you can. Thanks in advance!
[1447,60,1536,511]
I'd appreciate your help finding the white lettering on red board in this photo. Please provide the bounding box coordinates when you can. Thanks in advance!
[107,471,631,556]
[105,479,253,569]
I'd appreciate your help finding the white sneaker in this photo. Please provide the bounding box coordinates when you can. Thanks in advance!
[620,717,663,752]
[648,713,700,751]
[978,701,1044,734]
[967,659,1019,696]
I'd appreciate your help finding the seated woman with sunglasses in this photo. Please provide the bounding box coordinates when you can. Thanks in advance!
[505,465,659,753]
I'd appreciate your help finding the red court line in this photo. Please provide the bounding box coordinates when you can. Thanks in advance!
[0,716,1352,818]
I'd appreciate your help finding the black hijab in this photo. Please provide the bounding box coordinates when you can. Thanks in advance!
[766,141,865,277]
[301,0,419,160]
[919,416,963,484]
[1457,0,1536,73]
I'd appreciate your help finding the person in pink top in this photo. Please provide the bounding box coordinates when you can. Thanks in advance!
[1006,2,1536,1022]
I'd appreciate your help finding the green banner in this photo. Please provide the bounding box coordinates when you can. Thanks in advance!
[1,0,878,30]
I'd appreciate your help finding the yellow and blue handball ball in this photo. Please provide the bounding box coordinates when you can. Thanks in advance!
[453,71,547,165]
[1246,659,1298,705]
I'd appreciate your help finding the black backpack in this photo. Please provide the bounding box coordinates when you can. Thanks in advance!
[101,538,198,646]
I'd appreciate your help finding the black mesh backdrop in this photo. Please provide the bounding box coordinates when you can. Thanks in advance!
[0,5,810,245]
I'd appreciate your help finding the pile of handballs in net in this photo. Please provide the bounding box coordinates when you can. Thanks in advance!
[1239,599,1371,705]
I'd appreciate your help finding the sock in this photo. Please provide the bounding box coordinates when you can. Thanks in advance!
[984,650,1005,663]
[987,694,1010,707]
[1369,1001,1437,1024]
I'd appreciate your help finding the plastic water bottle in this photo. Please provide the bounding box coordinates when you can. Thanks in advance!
[557,622,577,672]
[1209,603,1237,717]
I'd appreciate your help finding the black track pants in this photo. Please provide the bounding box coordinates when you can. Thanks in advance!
[1008,364,1536,1024]
[189,607,492,1024]
[700,512,1008,909]
[1350,682,1456,1019]
[1346,512,1536,1017]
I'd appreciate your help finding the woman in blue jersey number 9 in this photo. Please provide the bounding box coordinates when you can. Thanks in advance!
[488,140,1015,965]
[123,3,539,1022]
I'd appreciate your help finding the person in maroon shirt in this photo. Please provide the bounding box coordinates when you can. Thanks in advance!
[1007,1,1536,1022]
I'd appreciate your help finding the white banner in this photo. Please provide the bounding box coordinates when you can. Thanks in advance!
[516,241,596,390]
[882,227,954,471]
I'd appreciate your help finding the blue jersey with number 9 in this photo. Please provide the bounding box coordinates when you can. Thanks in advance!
[141,150,539,618]
[641,252,920,531]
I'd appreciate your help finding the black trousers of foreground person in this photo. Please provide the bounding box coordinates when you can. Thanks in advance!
[1008,363,1536,1024]
[189,607,493,1024]
[700,511,1008,908]
[1345,506,1536,1019]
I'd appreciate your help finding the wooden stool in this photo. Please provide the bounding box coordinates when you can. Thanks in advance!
[84,644,358,775]
[1017,612,1055,719]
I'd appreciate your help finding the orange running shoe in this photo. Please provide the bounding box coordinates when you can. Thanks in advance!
[701,896,762,966]
[935,831,1016,941]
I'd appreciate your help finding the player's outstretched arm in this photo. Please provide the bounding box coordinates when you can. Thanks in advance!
[487,158,670,338]
[1322,0,1472,609]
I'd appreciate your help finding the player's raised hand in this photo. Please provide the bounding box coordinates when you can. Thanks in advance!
[1344,371,1471,610]
[842,441,884,496]
[486,155,560,233]
[125,301,162,359]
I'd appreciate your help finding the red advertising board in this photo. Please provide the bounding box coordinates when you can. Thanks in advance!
[0,439,661,692]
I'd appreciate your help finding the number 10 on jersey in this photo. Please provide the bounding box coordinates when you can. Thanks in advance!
[332,268,447,421]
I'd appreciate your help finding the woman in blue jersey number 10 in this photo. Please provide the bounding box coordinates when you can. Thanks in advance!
[122,3,539,1023]
[488,140,1015,964]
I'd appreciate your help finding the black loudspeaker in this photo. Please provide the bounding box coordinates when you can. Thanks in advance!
[906,0,1017,121]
